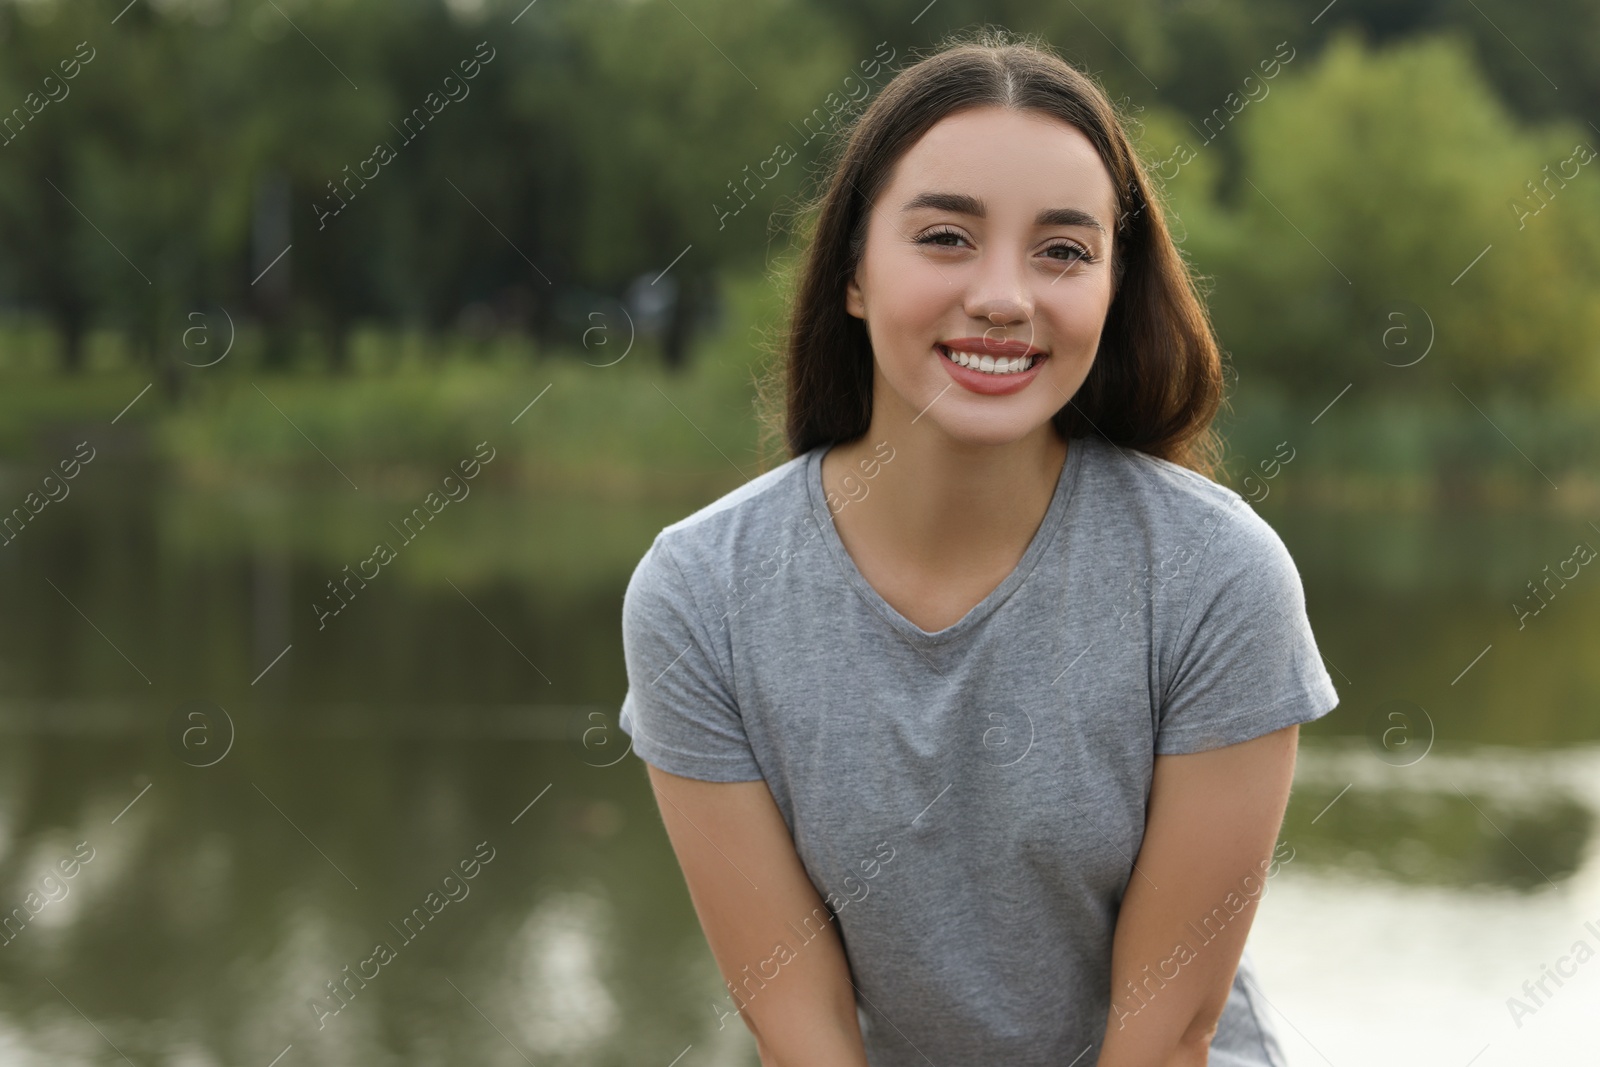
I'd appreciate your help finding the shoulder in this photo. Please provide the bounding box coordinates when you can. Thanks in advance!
[1097,446,1307,630]
[628,449,818,597]
[1073,437,1300,629]
[1075,435,1264,558]
[658,449,815,543]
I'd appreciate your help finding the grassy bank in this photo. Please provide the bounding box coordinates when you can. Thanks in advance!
[1,272,1596,513]
[0,273,789,501]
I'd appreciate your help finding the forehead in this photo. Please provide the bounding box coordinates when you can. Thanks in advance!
[886,106,1117,223]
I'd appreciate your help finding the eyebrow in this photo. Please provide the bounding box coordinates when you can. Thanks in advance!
[899,191,1107,234]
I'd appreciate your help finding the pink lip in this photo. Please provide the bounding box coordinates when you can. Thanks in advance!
[936,343,1047,396]
[941,337,1047,359]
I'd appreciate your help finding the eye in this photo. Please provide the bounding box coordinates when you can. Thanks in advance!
[1044,240,1094,265]
[914,226,969,249]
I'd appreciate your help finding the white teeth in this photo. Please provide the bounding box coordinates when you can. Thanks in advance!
[942,346,1037,375]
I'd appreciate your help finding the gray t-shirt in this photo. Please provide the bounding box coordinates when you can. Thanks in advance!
[618,433,1339,1067]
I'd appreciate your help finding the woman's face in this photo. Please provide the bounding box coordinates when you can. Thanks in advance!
[846,106,1119,447]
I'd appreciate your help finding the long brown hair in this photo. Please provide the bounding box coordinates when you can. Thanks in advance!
[753,26,1227,480]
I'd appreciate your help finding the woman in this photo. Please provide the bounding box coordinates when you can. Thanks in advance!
[618,27,1338,1067]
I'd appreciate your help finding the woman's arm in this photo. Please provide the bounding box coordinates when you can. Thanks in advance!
[645,763,872,1067]
[1095,724,1300,1067]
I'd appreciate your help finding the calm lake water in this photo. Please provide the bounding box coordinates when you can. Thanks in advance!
[0,461,1596,1066]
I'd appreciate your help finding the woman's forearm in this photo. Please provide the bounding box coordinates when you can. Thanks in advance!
[643,769,873,1066]
[753,1015,872,1067]
[1095,729,1301,1067]
[1095,1006,1213,1067]
[746,986,871,1067]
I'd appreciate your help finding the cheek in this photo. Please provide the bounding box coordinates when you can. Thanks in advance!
[1067,300,1110,345]
[1044,283,1114,351]
[865,260,949,357]
[875,249,948,317]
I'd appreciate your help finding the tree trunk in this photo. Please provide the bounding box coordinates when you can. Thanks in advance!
[325,317,351,375]
[55,307,87,374]
[261,320,295,371]
[661,272,697,374]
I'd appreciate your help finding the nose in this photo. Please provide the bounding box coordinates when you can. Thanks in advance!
[963,246,1033,333]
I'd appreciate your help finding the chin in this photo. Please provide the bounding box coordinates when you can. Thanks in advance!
[923,408,1058,449]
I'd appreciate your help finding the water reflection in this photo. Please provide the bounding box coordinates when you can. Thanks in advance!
[0,729,692,1065]
[1286,742,1599,891]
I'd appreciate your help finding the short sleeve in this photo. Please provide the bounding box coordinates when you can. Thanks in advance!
[617,535,765,782]
[1155,504,1340,755]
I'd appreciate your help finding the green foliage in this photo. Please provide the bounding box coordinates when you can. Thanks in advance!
[1155,30,1600,399]
[148,269,782,490]
[1,1,1599,409]
[550,0,858,278]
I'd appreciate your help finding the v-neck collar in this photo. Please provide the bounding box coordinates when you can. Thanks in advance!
[806,436,1087,645]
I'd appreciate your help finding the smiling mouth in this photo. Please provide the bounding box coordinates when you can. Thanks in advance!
[937,344,1045,376]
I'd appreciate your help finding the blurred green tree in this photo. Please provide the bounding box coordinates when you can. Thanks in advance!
[1145,29,1600,400]
[539,0,856,370]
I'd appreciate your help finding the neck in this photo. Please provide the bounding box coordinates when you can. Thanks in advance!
[824,406,1068,578]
